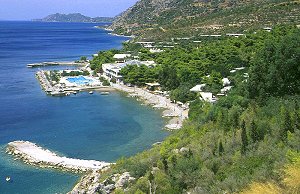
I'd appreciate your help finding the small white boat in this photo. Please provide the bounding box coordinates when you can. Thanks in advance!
[89,91,93,94]
[73,91,77,95]
[6,177,11,182]
[100,92,110,95]
[66,92,71,96]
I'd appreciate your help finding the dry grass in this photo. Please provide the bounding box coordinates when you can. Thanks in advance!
[242,157,300,194]
[283,161,300,193]
[241,182,282,194]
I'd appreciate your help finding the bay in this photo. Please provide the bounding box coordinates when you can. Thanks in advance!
[0,21,168,194]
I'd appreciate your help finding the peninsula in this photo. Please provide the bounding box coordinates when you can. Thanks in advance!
[33,13,114,23]
[6,141,111,172]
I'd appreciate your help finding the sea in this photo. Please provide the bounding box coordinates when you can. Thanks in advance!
[0,21,168,194]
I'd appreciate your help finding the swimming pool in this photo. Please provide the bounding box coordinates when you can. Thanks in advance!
[66,76,93,85]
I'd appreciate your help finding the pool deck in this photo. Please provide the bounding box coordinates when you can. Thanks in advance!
[36,70,112,96]
[6,141,111,173]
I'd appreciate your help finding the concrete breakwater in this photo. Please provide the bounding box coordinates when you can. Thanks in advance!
[6,141,111,173]
[36,70,55,93]
[27,61,87,68]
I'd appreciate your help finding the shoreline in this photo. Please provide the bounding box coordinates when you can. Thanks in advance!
[6,141,111,173]
[23,24,187,193]
[112,84,189,130]
[94,26,135,38]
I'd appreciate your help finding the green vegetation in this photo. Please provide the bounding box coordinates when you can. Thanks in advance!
[100,26,300,193]
[49,70,60,83]
[61,70,89,77]
[80,56,87,61]
[120,64,160,87]
[35,13,114,23]
[90,50,119,72]
[248,26,300,103]
[120,26,298,103]
[99,77,110,86]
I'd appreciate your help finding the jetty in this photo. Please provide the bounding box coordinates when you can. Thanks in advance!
[27,61,87,68]
[6,141,111,172]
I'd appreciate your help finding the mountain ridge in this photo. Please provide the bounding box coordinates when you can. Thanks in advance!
[110,0,300,39]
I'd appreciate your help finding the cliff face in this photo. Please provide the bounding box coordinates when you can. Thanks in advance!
[110,0,300,39]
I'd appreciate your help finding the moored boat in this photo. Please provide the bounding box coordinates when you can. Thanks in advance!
[6,176,11,182]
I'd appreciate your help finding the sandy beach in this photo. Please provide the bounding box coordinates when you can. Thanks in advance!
[6,141,111,172]
[112,84,189,130]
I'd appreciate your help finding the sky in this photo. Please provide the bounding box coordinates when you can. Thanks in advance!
[0,0,139,20]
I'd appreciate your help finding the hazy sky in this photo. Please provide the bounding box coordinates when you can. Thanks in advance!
[0,0,139,20]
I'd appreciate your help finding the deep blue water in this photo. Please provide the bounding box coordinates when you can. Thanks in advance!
[0,21,168,194]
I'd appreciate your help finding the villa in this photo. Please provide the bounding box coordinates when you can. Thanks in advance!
[113,54,131,63]
[190,84,206,92]
[102,60,157,83]
[102,63,125,83]
[150,48,164,53]
[199,92,217,103]
[136,41,155,48]
[145,83,160,91]
[222,78,231,86]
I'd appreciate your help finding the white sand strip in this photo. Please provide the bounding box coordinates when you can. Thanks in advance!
[6,141,111,172]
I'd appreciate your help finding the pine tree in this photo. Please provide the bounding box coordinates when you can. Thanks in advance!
[250,120,259,142]
[294,101,300,131]
[162,157,168,173]
[241,120,248,155]
[148,172,155,194]
[281,109,292,140]
[285,110,293,133]
[218,140,224,156]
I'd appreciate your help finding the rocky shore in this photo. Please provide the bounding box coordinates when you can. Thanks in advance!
[112,84,189,130]
[6,141,111,173]
[69,171,135,194]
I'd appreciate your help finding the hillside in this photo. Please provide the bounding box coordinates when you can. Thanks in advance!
[34,13,114,23]
[91,25,300,194]
[110,0,300,39]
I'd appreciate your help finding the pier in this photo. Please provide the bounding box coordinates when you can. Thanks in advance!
[6,141,111,172]
[27,61,87,68]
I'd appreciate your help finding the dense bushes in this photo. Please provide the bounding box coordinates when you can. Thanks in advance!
[61,70,89,77]
[248,28,300,103]
[112,95,300,193]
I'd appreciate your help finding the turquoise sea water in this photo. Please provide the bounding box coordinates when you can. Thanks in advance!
[0,21,168,194]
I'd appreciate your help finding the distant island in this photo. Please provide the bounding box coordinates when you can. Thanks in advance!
[33,13,114,23]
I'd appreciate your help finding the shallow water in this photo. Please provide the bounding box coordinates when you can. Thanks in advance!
[0,21,168,194]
